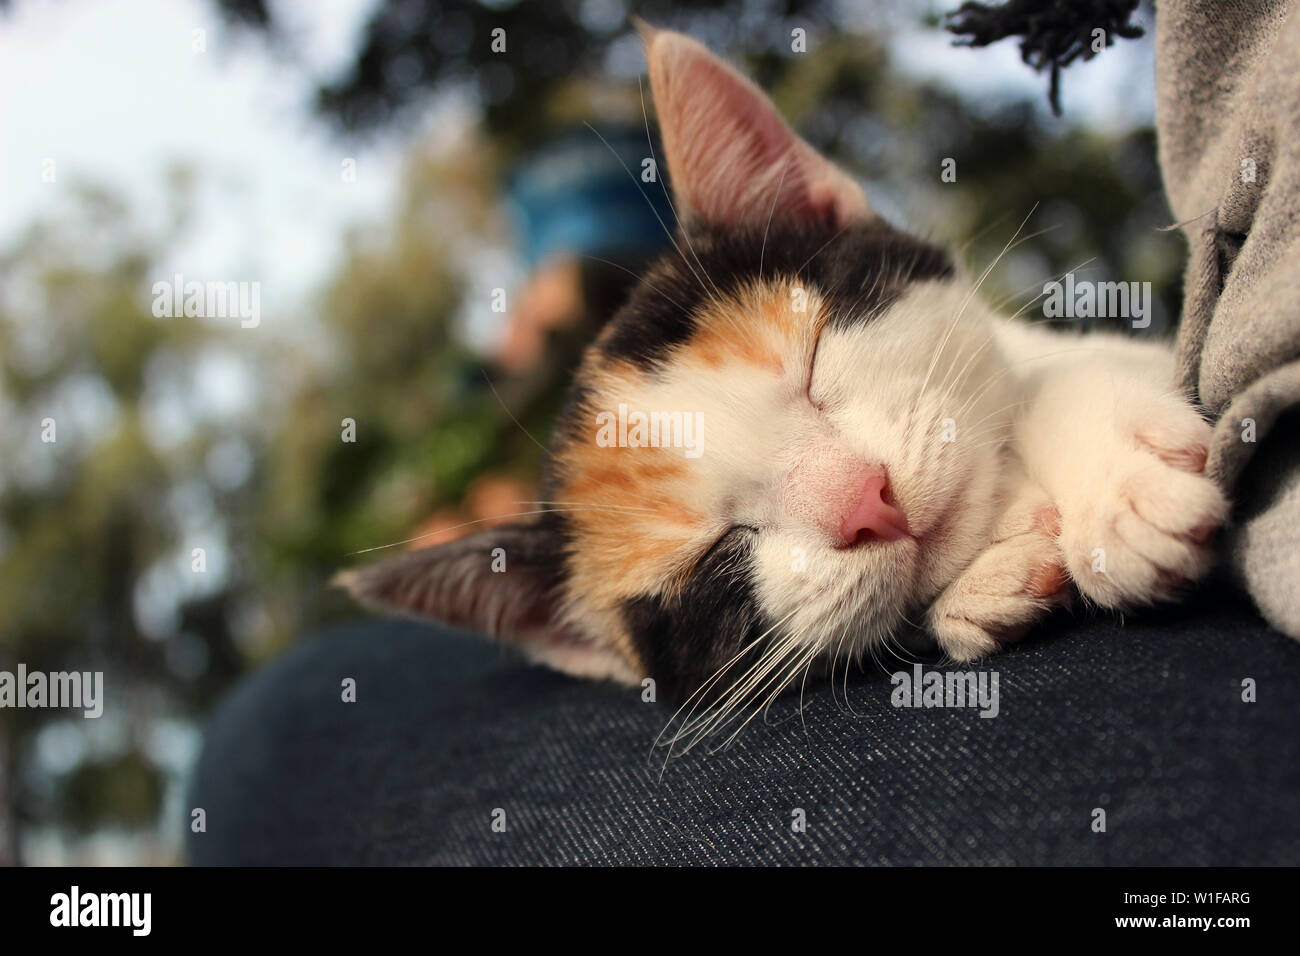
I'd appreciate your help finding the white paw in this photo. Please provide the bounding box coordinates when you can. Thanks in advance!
[1057,402,1228,610]
[928,499,1071,662]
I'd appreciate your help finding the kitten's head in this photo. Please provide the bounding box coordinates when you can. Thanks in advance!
[340,28,1012,706]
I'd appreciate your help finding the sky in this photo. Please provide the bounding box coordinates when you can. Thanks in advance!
[0,0,404,319]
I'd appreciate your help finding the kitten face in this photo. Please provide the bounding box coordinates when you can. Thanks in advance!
[340,27,1017,704]
[541,222,1013,701]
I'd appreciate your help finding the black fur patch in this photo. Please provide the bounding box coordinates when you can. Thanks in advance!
[621,526,771,705]
[598,220,953,373]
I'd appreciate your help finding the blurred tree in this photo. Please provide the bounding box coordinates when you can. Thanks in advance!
[305,0,851,147]
[0,177,253,860]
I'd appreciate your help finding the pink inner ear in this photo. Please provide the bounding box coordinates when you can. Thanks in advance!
[646,29,872,229]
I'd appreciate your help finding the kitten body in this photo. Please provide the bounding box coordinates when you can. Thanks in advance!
[340,29,1227,712]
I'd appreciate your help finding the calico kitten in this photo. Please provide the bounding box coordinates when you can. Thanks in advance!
[337,28,1227,712]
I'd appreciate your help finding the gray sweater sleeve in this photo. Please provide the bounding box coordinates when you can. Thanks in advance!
[1157,0,1300,637]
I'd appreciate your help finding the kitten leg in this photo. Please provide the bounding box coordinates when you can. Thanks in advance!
[1014,356,1228,610]
[926,469,1072,662]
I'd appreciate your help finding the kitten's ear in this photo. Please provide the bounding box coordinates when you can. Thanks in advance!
[334,522,634,683]
[642,24,873,230]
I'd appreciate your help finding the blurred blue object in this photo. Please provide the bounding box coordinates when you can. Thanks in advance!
[506,125,676,268]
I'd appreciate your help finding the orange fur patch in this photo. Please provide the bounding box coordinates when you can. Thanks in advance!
[679,281,820,376]
[551,279,826,669]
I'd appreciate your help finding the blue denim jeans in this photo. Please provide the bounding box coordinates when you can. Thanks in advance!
[187,583,1300,864]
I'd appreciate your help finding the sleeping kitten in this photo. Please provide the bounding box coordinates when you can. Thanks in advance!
[337,27,1227,713]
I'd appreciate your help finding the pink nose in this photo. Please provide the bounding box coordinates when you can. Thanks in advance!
[840,470,911,544]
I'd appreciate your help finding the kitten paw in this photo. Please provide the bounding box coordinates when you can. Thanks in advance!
[1058,411,1227,609]
[928,501,1071,662]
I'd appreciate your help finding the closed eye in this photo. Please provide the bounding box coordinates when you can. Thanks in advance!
[806,325,826,411]
[698,524,758,568]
